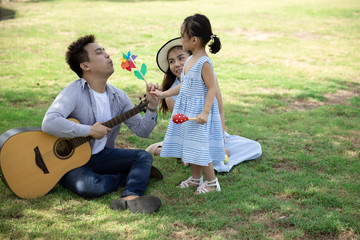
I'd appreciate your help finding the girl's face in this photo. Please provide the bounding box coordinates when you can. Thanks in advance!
[167,47,190,79]
[180,24,192,52]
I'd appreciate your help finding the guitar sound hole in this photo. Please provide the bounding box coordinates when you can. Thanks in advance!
[54,139,74,160]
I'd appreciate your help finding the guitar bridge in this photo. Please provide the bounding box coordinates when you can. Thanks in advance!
[34,146,49,174]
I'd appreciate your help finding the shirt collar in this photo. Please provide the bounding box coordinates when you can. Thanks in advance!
[80,78,88,89]
[80,77,116,99]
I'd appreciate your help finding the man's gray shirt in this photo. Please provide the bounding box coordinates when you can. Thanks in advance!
[42,78,157,150]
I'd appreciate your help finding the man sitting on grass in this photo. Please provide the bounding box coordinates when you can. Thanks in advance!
[42,34,162,214]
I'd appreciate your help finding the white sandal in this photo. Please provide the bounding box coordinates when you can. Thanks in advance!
[179,176,203,188]
[196,178,221,194]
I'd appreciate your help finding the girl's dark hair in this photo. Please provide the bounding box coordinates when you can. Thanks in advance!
[182,13,221,54]
[65,35,95,78]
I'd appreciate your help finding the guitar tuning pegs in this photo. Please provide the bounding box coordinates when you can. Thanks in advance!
[139,96,142,100]
[144,94,147,98]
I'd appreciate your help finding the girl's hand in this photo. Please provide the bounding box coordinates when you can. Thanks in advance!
[146,83,161,106]
[196,111,209,124]
[150,89,166,99]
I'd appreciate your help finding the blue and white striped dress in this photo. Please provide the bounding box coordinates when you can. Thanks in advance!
[160,56,225,166]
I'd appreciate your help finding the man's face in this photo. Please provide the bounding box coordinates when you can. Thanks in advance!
[83,42,114,77]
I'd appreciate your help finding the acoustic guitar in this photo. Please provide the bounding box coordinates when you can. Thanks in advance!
[0,98,149,199]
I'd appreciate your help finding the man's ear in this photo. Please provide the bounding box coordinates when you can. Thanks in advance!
[80,62,90,71]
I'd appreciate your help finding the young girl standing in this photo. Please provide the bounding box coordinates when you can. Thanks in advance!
[156,14,224,194]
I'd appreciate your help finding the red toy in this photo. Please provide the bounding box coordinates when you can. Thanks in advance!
[172,113,196,124]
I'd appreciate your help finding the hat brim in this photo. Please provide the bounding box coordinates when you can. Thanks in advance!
[156,37,182,73]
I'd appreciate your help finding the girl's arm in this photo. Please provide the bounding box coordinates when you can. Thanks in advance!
[197,62,217,124]
[151,84,181,99]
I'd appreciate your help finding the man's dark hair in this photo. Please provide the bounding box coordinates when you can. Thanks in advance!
[65,35,95,78]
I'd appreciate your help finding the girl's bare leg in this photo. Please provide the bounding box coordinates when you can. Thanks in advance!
[191,164,202,179]
[177,164,202,188]
[194,163,218,194]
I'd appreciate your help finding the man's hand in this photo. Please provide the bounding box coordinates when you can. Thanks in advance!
[146,83,161,109]
[89,121,111,139]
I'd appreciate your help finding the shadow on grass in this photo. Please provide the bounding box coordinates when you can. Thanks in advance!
[0,7,15,21]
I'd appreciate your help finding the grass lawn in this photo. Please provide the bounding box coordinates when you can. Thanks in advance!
[0,0,359,239]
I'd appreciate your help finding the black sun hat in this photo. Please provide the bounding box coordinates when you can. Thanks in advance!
[156,37,182,73]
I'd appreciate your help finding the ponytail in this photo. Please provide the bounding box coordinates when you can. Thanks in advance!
[209,34,221,54]
[183,14,221,54]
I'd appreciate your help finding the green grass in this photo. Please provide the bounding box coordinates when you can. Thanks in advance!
[1,0,359,239]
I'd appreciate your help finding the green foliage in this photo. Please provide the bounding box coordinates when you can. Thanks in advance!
[0,0,359,239]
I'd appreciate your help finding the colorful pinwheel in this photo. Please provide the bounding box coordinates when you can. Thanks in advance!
[120,50,147,84]
[120,51,136,71]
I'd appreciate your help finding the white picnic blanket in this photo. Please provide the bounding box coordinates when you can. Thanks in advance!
[213,132,262,172]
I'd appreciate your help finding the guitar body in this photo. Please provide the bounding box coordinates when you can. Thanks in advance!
[0,119,91,199]
[0,97,149,199]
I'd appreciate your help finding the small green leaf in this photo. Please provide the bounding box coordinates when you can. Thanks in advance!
[134,70,144,80]
[140,63,147,76]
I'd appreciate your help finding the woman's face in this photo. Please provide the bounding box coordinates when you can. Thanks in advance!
[167,47,190,79]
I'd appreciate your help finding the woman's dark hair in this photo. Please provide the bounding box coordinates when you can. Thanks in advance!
[65,35,95,78]
[182,13,221,54]
[159,46,191,114]
[159,67,177,114]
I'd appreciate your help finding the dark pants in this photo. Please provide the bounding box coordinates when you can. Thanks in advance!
[60,148,153,198]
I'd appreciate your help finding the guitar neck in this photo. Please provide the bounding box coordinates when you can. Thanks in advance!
[102,107,141,129]
[70,100,148,148]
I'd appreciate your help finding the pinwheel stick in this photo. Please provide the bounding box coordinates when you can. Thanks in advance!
[129,55,148,85]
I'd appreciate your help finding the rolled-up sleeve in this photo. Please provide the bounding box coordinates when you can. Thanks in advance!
[118,93,157,138]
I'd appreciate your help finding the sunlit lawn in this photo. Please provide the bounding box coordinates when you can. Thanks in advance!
[0,0,359,239]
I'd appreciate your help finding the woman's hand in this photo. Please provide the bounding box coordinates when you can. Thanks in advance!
[225,148,231,157]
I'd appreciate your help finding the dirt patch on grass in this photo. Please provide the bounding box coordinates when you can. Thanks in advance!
[285,89,359,111]
[303,231,358,240]
[223,28,329,41]
[292,32,325,40]
[6,100,50,109]
[115,140,136,149]
[224,28,283,41]
[169,222,200,240]
[249,211,296,239]
[274,193,293,202]
[249,211,359,240]
[273,159,299,172]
